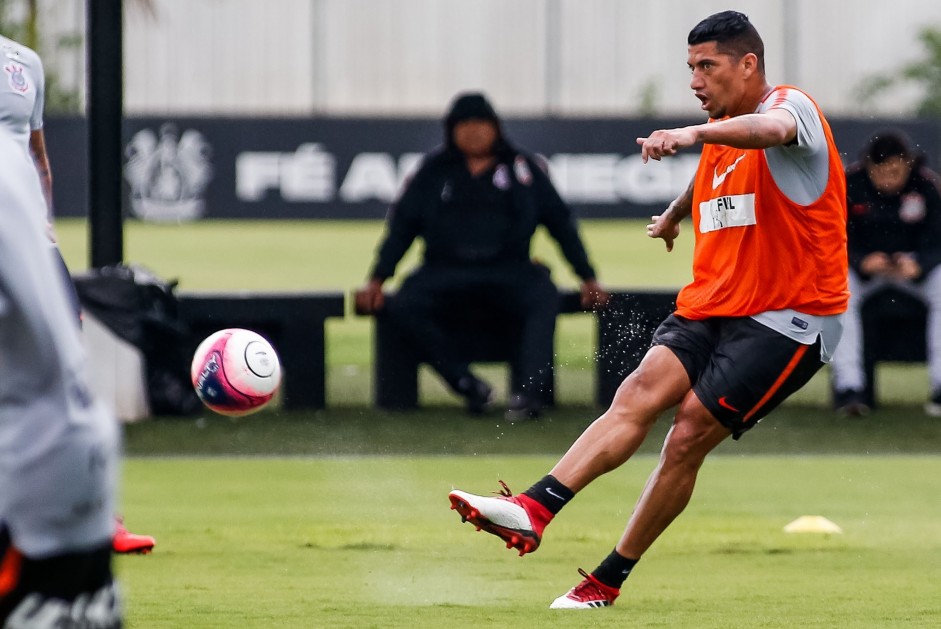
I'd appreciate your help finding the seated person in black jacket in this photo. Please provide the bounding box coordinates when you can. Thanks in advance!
[355,92,608,421]
[830,129,941,416]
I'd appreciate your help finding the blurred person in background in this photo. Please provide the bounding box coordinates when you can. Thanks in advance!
[1,33,155,554]
[830,129,941,416]
[356,92,608,422]
[0,127,121,627]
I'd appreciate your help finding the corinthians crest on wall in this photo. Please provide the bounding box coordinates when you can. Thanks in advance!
[124,124,213,221]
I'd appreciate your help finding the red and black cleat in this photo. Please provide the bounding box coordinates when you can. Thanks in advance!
[448,481,551,556]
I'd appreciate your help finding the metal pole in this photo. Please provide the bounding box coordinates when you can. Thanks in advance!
[87,0,124,268]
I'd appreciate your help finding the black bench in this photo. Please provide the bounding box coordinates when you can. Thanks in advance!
[859,288,927,408]
[356,289,590,410]
[364,287,913,412]
[594,290,678,406]
[178,291,345,410]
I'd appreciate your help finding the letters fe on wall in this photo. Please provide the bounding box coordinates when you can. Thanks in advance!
[45,117,941,221]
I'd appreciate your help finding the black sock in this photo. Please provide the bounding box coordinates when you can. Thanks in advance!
[591,549,639,589]
[522,474,574,514]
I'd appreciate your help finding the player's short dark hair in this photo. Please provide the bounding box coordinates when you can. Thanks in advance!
[688,11,765,74]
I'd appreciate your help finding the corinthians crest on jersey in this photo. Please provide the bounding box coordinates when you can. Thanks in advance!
[124,123,214,221]
[4,62,31,94]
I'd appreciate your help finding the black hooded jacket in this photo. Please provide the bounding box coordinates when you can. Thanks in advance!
[369,93,596,281]
[845,159,941,281]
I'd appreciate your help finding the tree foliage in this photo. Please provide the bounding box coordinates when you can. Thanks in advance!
[856,26,941,118]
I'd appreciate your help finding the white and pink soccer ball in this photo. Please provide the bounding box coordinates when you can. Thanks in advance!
[190,328,282,416]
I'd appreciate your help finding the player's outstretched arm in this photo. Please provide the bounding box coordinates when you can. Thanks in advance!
[636,127,700,162]
[636,108,797,163]
[695,108,797,149]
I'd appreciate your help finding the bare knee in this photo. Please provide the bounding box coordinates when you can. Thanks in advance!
[660,409,730,471]
[607,359,687,422]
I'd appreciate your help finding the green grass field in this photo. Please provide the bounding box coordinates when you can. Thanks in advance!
[117,452,940,628]
[53,219,941,627]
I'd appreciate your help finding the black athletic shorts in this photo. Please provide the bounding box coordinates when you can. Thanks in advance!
[0,527,121,628]
[651,314,824,439]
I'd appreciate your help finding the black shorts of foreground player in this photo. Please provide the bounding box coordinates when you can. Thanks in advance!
[448,10,848,609]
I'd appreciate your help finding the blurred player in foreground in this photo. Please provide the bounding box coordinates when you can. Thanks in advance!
[1,33,154,554]
[448,10,848,608]
[0,128,122,626]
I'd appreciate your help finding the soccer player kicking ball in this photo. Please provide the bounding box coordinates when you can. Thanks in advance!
[449,10,848,609]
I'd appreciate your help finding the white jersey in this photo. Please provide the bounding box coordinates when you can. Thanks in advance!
[0,35,44,158]
[0,130,117,557]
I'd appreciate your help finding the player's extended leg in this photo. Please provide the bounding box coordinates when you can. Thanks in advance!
[616,393,731,559]
[548,395,729,609]
[551,319,827,609]
[548,345,692,491]
[448,345,690,554]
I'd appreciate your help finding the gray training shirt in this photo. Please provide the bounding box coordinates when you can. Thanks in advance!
[0,35,44,156]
